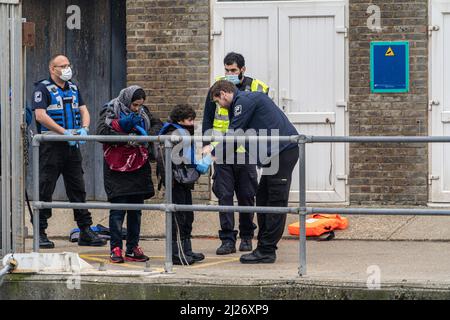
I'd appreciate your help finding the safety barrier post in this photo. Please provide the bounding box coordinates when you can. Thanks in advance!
[32,137,40,253]
[298,136,307,276]
[164,139,174,273]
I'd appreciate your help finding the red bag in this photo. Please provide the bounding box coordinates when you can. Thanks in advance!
[103,144,149,172]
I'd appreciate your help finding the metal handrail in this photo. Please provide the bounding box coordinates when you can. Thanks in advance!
[30,134,450,275]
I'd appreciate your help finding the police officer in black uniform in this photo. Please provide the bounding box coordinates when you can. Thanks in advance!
[203,52,269,255]
[208,80,299,264]
[32,54,106,249]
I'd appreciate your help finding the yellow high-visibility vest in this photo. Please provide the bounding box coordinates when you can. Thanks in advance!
[212,76,269,152]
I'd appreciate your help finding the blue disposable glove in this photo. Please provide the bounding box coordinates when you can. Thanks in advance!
[134,125,147,136]
[131,114,144,132]
[75,128,88,145]
[196,154,213,174]
[118,113,136,133]
[119,113,142,133]
[63,130,78,147]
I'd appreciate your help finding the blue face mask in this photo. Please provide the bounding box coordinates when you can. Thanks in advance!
[225,74,240,85]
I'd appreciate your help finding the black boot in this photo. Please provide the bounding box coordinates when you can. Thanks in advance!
[39,230,55,249]
[216,241,236,255]
[183,238,205,262]
[78,226,107,247]
[239,239,253,252]
[172,241,195,265]
[240,249,276,264]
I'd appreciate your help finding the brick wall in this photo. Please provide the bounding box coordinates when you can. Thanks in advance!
[125,0,429,205]
[126,0,211,201]
[349,0,428,205]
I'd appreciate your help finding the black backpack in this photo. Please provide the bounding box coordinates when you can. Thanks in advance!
[156,123,200,190]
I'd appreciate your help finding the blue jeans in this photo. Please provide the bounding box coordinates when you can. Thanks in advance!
[109,195,144,252]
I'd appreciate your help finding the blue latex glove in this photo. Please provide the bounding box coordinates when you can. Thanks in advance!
[119,113,142,133]
[63,130,78,147]
[75,128,88,145]
[118,113,136,133]
[132,114,143,127]
[134,125,147,136]
[196,154,213,174]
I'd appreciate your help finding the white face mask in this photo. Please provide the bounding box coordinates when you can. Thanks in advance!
[59,67,73,82]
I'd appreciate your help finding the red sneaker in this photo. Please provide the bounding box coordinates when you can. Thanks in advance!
[125,246,149,262]
[110,247,124,263]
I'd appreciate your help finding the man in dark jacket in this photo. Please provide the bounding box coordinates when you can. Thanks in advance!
[208,80,299,264]
[202,52,269,255]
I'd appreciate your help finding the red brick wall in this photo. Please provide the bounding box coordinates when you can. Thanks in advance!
[127,0,430,205]
[126,0,211,200]
[349,0,428,205]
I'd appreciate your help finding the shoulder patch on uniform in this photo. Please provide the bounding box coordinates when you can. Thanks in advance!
[34,91,42,103]
[234,104,242,116]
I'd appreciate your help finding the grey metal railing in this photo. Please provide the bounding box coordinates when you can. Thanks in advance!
[31,134,450,276]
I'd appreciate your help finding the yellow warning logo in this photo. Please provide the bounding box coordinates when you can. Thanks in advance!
[385,47,395,56]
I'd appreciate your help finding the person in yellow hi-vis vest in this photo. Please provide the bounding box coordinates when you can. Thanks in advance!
[202,52,269,255]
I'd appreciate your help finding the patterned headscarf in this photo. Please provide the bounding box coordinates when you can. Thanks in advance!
[104,85,150,130]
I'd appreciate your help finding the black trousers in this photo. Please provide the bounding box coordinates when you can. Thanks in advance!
[109,194,144,251]
[172,182,194,240]
[36,142,92,231]
[256,146,299,254]
[212,163,258,243]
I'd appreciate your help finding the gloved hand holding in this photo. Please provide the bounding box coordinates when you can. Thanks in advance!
[134,125,147,136]
[202,144,214,155]
[119,113,143,133]
[118,113,136,133]
[75,127,88,145]
[131,113,143,127]
[196,154,213,174]
[63,130,78,147]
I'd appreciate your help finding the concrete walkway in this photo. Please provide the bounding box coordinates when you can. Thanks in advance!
[19,237,450,285]
[9,206,450,299]
[2,236,450,299]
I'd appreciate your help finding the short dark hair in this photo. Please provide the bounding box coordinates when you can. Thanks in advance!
[170,104,196,123]
[224,52,245,69]
[210,80,237,100]
[49,54,67,67]
[132,88,146,102]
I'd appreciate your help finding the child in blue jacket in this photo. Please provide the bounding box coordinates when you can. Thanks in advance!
[159,104,212,265]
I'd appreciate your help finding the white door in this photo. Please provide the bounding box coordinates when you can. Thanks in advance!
[430,0,450,202]
[212,1,347,203]
[212,3,278,101]
[279,3,346,202]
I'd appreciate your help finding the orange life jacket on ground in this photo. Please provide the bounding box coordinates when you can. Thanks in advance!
[288,214,349,237]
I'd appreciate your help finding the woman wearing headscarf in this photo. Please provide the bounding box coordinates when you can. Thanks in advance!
[96,85,162,263]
